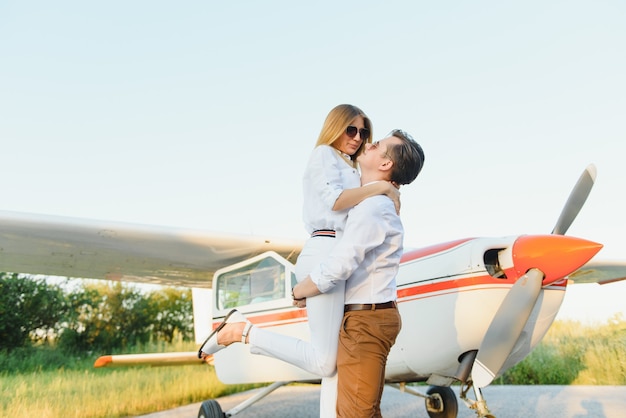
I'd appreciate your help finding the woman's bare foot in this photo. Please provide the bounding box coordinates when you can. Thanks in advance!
[217,322,250,346]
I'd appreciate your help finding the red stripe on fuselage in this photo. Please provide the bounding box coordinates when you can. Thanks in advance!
[397,273,568,301]
[397,275,501,300]
[211,250,570,329]
[212,307,308,330]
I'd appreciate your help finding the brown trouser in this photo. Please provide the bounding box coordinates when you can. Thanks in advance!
[336,307,402,418]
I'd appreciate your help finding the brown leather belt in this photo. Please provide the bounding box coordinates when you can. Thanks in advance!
[344,301,397,312]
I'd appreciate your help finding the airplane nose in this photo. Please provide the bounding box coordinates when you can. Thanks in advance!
[510,235,603,285]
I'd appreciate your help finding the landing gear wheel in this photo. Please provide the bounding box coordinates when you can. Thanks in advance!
[425,385,458,418]
[198,399,225,418]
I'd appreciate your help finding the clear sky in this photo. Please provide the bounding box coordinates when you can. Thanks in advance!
[1,1,625,321]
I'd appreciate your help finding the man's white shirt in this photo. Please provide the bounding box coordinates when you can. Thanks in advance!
[309,193,403,304]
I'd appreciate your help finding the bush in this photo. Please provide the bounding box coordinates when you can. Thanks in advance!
[497,317,626,385]
[0,274,194,355]
[0,273,68,351]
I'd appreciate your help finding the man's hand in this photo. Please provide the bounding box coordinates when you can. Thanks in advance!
[292,298,307,308]
[386,181,401,215]
[292,276,322,301]
[291,287,306,308]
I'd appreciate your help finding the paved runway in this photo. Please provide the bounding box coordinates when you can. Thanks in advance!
[137,384,626,418]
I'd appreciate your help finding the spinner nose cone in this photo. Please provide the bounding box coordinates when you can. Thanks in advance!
[512,235,603,285]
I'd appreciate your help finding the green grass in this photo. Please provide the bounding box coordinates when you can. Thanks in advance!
[2,318,625,417]
[1,364,244,418]
[496,315,626,385]
[1,340,261,418]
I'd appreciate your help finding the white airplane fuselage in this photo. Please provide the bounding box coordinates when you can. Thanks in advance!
[207,234,599,386]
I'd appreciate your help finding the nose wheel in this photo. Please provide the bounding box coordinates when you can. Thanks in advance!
[425,385,458,418]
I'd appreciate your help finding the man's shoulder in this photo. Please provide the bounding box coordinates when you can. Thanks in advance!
[355,194,396,212]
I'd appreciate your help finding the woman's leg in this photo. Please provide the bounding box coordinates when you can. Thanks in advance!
[248,236,342,376]
[248,281,344,377]
[249,237,343,417]
[315,286,343,417]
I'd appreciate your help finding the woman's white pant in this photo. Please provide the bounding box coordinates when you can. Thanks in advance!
[249,235,343,418]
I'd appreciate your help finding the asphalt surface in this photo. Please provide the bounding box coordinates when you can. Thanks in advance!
[135,384,626,417]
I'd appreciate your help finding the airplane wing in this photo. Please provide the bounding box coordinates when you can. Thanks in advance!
[0,210,304,288]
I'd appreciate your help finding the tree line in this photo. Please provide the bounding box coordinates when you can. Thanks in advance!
[0,272,194,354]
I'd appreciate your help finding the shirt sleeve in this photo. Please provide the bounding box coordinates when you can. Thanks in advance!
[306,146,347,210]
[309,197,388,293]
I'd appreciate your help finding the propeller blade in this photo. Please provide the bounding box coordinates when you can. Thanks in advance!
[568,261,626,285]
[551,164,596,235]
[472,268,543,388]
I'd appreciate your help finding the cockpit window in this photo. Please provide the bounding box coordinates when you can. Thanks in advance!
[484,248,507,279]
[216,256,286,310]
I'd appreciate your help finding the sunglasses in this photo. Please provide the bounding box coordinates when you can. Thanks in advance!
[371,140,394,162]
[346,125,370,141]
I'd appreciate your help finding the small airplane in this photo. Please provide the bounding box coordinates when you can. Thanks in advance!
[0,164,624,418]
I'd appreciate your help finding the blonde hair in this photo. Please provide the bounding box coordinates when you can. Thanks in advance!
[314,104,373,163]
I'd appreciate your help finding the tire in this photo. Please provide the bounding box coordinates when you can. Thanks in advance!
[198,399,225,418]
[425,385,458,418]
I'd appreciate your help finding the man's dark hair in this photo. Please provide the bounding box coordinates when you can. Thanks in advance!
[387,129,425,185]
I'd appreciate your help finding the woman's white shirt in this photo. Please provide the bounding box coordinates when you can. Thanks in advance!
[301,145,361,235]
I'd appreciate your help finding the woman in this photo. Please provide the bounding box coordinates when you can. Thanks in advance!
[200,104,399,417]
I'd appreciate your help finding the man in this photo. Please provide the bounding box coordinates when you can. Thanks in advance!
[293,129,425,417]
